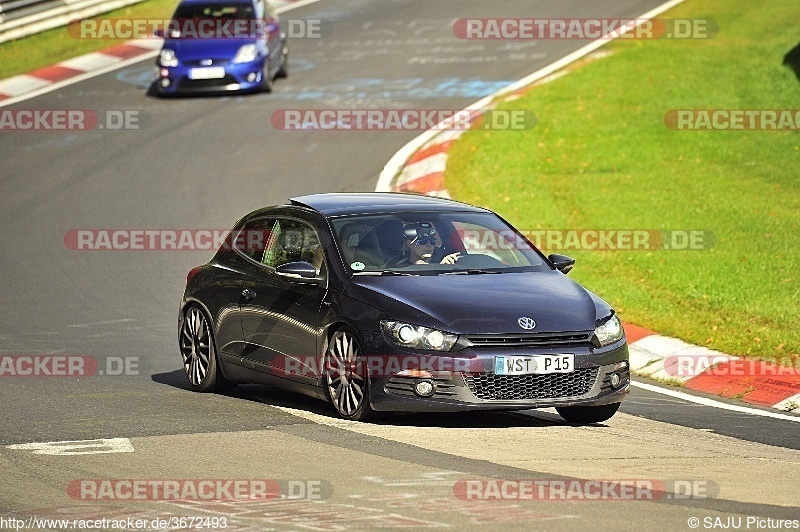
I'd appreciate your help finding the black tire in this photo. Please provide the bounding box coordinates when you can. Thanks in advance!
[556,402,621,424]
[324,328,377,421]
[179,306,233,393]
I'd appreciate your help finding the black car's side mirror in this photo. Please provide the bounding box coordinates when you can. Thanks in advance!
[548,254,575,275]
[276,261,322,283]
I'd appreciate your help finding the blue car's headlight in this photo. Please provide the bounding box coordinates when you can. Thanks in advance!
[381,321,457,351]
[233,44,258,64]
[594,314,624,346]
[159,48,178,67]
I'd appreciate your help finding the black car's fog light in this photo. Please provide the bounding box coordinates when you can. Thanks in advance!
[610,373,622,388]
[414,380,436,397]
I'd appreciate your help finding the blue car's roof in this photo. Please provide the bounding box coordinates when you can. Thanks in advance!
[289,193,489,217]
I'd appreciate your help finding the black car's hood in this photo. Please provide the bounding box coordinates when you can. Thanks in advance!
[347,271,606,334]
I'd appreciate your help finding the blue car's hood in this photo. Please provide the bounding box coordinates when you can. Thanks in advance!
[348,270,607,334]
[165,38,252,62]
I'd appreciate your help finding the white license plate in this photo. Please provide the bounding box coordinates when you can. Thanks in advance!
[189,67,225,80]
[494,354,574,375]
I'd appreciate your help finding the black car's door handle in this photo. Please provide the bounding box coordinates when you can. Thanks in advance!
[242,288,257,300]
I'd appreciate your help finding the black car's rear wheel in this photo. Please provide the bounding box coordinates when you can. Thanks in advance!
[556,402,621,424]
[179,306,231,392]
[324,329,376,421]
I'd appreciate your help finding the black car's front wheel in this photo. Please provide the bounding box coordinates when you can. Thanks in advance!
[324,328,376,421]
[556,402,621,424]
[179,306,231,392]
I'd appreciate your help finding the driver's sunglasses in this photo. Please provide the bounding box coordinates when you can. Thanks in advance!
[413,237,437,246]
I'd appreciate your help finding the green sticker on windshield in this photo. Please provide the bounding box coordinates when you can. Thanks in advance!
[351,262,365,271]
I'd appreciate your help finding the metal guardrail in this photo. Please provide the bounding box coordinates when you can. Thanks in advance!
[0,0,147,43]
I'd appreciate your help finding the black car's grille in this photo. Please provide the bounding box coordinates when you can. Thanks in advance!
[177,76,238,90]
[465,368,598,401]
[465,332,594,348]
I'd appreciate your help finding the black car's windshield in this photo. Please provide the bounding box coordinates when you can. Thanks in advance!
[331,212,550,275]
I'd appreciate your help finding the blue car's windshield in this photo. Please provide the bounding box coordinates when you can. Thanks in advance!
[331,212,550,275]
[173,3,255,20]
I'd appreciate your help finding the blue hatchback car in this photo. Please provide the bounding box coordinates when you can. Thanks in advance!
[154,0,287,95]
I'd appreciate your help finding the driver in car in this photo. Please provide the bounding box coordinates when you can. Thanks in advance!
[386,222,461,266]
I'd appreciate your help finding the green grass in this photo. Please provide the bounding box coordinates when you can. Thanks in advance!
[0,0,178,80]
[446,0,799,361]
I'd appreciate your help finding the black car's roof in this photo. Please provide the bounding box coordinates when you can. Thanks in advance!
[289,193,488,217]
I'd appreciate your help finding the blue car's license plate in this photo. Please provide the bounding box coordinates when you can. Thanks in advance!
[495,354,574,375]
[189,67,225,80]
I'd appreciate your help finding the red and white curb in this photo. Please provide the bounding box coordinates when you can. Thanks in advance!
[0,0,316,106]
[376,0,799,414]
[0,38,162,104]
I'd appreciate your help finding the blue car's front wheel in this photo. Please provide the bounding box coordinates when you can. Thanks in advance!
[276,45,288,79]
[261,59,273,93]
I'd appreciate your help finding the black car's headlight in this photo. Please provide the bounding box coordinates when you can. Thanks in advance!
[593,314,624,346]
[381,321,457,351]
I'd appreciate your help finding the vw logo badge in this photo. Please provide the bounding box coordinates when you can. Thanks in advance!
[517,317,536,330]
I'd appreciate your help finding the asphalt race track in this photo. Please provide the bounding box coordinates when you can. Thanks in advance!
[1,0,798,530]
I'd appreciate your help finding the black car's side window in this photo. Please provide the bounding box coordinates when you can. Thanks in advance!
[234,217,275,262]
[263,219,325,272]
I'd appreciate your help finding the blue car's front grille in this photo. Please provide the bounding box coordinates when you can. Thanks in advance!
[465,368,598,400]
[183,59,232,67]
[177,76,238,90]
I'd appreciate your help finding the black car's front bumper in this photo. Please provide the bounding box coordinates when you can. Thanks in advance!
[366,340,629,412]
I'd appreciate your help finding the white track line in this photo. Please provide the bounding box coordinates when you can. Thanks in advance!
[631,380,800,423]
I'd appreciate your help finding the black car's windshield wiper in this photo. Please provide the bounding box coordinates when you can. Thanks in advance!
[441,269,502,275]
[354,270,415,276]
